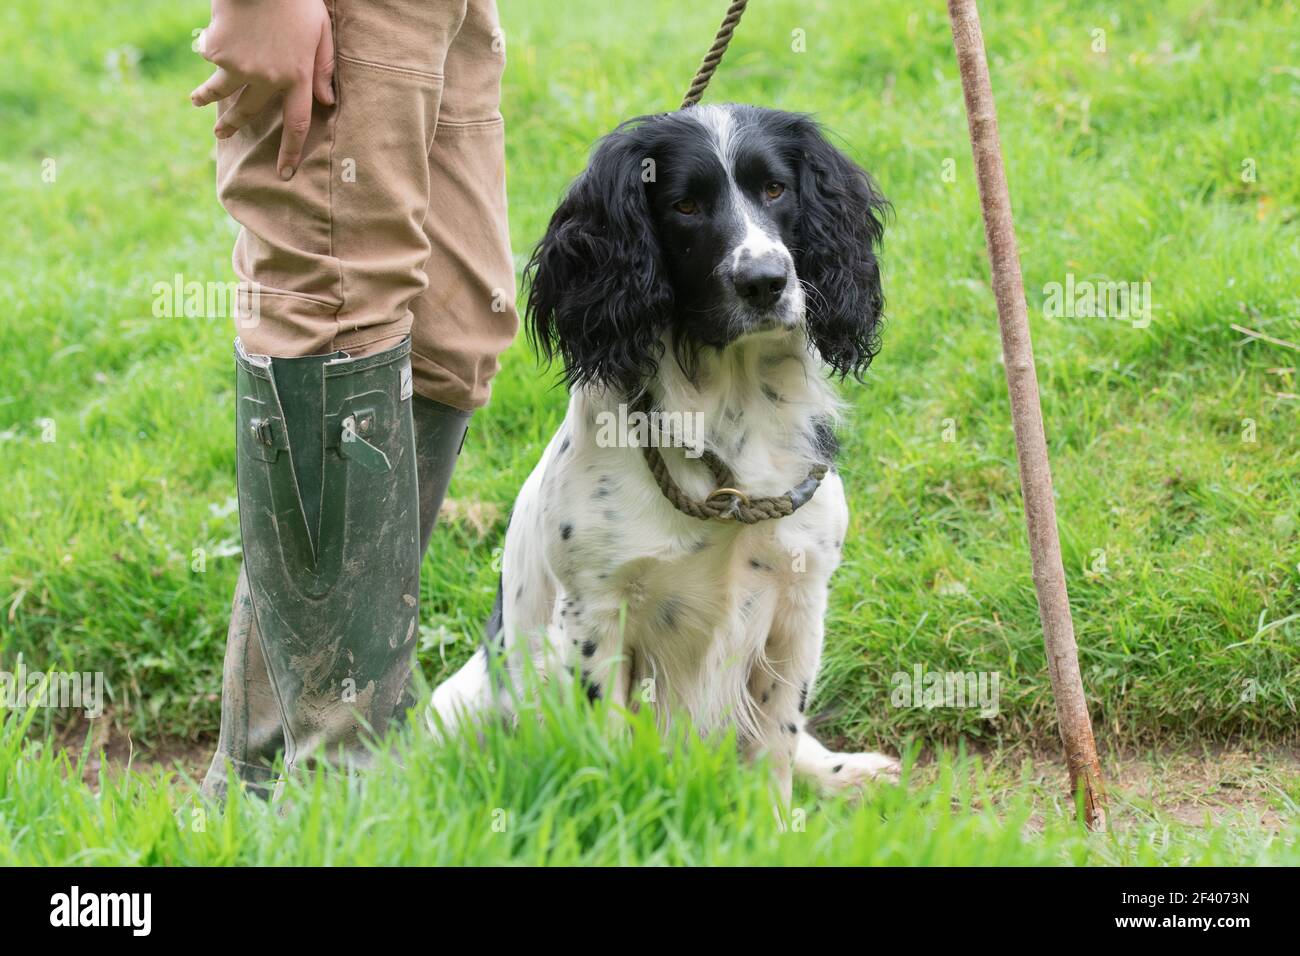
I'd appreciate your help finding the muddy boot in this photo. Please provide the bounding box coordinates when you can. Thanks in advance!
[233,338,422,781]
[201,354,471,798]
[200,565,283,799]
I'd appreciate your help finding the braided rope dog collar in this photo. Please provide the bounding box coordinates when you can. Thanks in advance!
[631,394,829,524]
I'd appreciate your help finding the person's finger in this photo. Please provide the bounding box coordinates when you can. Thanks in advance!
[312,17,336,106]
[190,68,242,108]
[276,81,314,180]
[213,83,274,140]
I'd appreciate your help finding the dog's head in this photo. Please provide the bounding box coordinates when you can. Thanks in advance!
[525,104,889,395]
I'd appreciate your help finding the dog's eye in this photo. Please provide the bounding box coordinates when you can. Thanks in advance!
[764,181,786,200]
[673,198,699,215]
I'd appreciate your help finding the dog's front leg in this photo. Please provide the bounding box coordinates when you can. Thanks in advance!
[760,581,900,804]
[749,594,825,820]
[560,599,630,714]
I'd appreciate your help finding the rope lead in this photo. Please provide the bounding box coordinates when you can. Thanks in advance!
[680,0,750,109]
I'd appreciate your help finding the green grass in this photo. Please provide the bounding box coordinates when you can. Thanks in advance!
[3,680,1296,866]
[0,0,1298,864]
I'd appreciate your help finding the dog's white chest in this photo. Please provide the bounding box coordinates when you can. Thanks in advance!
[537,439,848,730]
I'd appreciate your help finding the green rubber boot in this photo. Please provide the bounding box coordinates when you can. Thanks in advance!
[412,393,471,555]
[201,344,471,799]
[236,336,421,776]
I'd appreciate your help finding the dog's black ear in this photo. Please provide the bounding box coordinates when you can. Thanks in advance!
[790,116,890,379]
[524,119,672,396]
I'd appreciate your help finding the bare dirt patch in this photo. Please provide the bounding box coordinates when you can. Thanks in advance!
[53,720,214,788]
[923,743,1300,831]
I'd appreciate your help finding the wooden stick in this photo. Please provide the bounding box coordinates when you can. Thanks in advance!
[946,0,1107,830]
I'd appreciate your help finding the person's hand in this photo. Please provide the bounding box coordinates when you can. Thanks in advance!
[190,0,336,181]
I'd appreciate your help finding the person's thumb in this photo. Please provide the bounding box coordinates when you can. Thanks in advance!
[312,16,335,105]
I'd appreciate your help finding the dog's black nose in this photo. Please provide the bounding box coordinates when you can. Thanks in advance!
[732,257,788,309]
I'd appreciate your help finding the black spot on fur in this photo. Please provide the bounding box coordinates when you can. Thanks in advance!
[559,435,571,454]
[832,764,842,774]
[581,640,597,658]
[761,691,770,704]
[812,418,839,464]
[657,598,681,631]
[560,522,574,540]
[748,558,772,572]
[799,683,809,713]
[784,722,798,735]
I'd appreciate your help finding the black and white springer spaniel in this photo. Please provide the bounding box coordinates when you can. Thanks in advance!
[431,104,900,804]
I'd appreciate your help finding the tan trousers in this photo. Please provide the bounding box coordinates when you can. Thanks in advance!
[216,0,516,411]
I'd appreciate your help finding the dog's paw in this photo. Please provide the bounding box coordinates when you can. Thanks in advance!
[816,751,901,794]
